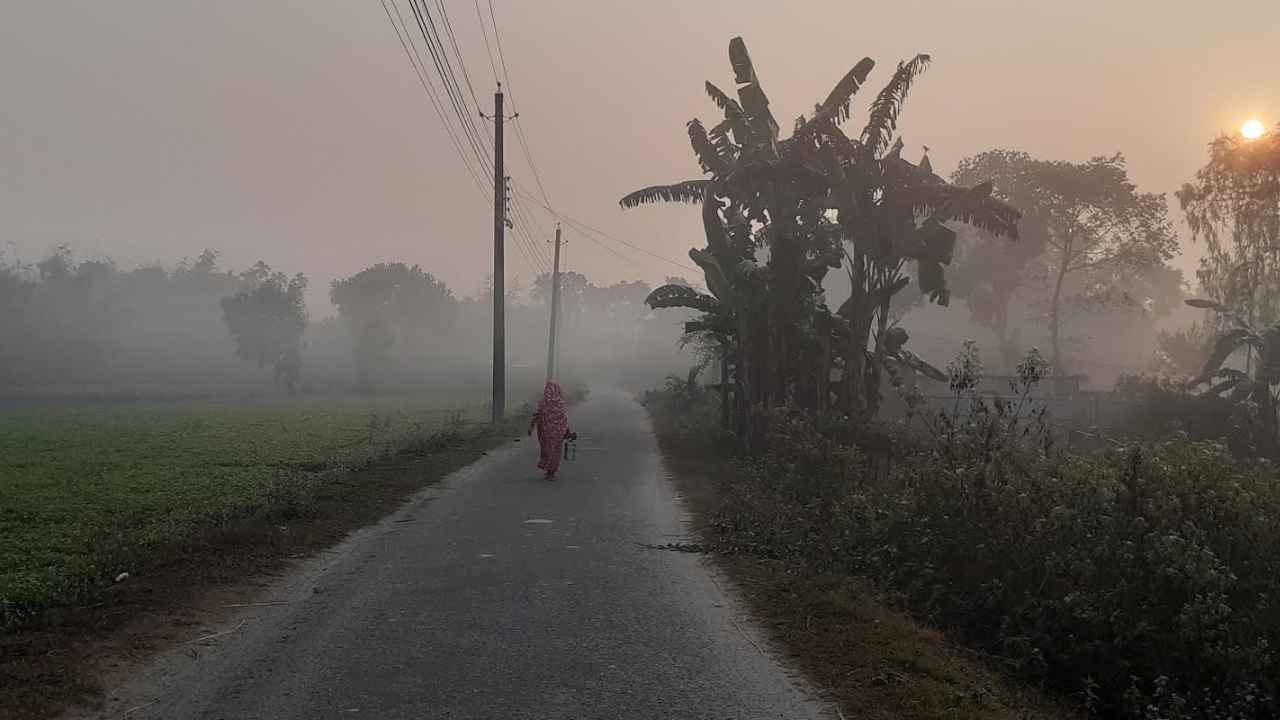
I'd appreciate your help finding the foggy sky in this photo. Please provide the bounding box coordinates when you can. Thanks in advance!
[2,1,1276,313]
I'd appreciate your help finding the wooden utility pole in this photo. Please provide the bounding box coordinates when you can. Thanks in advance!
[491,85,505,423]
[545,224,563,384]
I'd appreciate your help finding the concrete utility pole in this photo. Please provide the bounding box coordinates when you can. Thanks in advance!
[491,84,505,423]
[545,224,563,384]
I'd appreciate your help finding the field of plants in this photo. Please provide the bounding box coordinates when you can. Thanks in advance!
[0,392,517,630]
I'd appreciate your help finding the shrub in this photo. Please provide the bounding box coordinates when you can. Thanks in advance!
[641,369,725,442]
[862,437,1280,718]
[713,405,864,562]
[645,346,1280,718]
[1112,373,1253,455]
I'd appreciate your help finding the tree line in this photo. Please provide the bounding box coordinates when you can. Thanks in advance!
[0,249,692,395]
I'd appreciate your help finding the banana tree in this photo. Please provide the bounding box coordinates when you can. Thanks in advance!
[1187,297,1280,456]
[780,51,1021,418]
[621,37,866,421]
[643,250,766,435]
[645,283,737,429]
[622,36,1019,434]
[622,36,831,437]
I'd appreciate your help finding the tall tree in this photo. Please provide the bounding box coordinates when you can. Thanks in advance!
[953,150,1178,373]
[330,263,456,389]
[220,263,308,393]
[946,160,1051,370]
[1178,122,1280,335]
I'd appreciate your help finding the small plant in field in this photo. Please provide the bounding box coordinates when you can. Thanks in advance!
[948,339,985,396]
[261,469,313,520]
[366,410,393,449]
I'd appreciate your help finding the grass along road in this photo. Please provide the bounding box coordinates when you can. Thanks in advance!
[1,391,556,719]
[0,393,531,631]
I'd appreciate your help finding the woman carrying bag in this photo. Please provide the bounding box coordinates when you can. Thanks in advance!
[528,381,573,480]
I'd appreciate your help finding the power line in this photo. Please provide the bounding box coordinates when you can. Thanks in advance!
[435,0,483,113]
[512,120,553,210]
[564,224,646,270]
[408,3,552,280]
[387,2,687,281]
[486,1,512,92]
[472,0,500,87]
[407,1,547,281]
[570,216,697,273]
[392,2,675,281]
[419,1,491,168]
[483,0,554,210]
[394,0,546,277]
[509,201,551,270]
[406,1,492,173]
[512,184,698,273]
[506,198,549,271]
[382,0,486,195]
[379,1,543,277]
[510,191,549,244]
[511,179,680,273]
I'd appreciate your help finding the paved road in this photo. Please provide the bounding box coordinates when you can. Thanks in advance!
[95,388,827,720]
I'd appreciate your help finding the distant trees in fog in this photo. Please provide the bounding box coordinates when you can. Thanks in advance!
[0,248,692,395]
[221,263,309,394]
[951,150,1181,375]
[0,247,244,391]
[329,263,457,391]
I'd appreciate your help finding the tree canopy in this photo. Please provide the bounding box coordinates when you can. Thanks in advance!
[1178,123,1280,329]
[952,150,1178,373]
[220,264,308,393]
[330,263,457,389]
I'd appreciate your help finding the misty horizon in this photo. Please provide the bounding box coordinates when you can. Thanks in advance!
[4,1,1276,315]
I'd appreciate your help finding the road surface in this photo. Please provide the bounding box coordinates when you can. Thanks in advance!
[89,388,828,719]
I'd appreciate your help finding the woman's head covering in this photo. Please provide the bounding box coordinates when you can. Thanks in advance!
[537,381,568,439]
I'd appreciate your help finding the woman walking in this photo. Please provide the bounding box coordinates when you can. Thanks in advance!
[528,381,572,480]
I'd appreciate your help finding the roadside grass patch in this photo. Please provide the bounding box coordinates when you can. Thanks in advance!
[0,392,540,720]
[0,395,482,631]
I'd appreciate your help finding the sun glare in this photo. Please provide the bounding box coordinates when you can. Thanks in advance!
[1242,119,1265,140]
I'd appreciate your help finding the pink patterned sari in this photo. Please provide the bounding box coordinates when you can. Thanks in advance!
[532,382,569,476]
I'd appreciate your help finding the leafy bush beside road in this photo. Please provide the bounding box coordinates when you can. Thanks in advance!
[647,351,1280,718]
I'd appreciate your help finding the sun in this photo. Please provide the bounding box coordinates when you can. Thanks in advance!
[1242,119,1265,140]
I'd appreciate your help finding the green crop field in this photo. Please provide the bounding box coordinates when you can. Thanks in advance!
[0,393,525,630]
